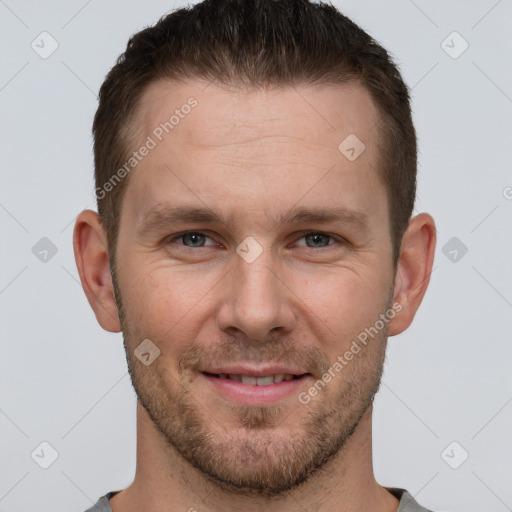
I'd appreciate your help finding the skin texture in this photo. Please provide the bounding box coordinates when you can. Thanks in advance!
[74,79,436,512]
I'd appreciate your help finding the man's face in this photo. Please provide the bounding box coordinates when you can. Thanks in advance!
[112,79,396,496]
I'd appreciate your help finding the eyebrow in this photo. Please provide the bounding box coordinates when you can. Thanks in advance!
[136,203,370,237]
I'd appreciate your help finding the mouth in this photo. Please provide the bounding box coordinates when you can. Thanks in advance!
[202,371,308,385]
[201,371,312,405]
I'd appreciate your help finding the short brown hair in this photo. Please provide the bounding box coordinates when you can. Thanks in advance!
[93,0,416,269]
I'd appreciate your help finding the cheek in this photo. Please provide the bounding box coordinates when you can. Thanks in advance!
[297,266,390,348]
[119,260,221,345]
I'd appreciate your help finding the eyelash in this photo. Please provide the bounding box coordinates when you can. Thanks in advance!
[165,231,344,250]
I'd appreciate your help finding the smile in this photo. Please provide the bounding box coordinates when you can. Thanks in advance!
[203,372,304,385]
[201,372,311,405]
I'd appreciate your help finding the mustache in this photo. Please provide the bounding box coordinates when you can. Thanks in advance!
[177,336,332,379]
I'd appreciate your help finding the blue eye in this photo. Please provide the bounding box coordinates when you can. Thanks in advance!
[296,232,334,248]
[171,232,215,247]
[167,231,340,250]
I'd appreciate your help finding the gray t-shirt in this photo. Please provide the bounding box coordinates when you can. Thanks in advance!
[84,487,435,511]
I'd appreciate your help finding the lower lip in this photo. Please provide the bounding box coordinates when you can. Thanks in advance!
[202,373,311,405]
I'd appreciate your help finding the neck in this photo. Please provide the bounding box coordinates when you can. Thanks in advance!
[110,402,399,512]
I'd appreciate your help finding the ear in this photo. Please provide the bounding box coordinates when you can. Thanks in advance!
[388,213,436,336]
[73,209,122,332]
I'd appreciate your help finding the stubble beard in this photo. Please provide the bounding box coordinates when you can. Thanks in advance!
[111,266,389,498]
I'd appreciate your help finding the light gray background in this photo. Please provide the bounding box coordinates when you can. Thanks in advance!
[1,1,511,511]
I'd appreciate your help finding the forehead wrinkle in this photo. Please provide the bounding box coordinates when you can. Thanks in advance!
[184,133,315,150]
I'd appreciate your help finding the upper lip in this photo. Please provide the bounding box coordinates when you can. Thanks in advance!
[203,365,310,377]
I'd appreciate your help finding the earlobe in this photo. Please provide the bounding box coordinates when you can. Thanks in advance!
[388,213,437,337]
[73,209,122,333]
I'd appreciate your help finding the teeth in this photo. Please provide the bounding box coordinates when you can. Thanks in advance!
[256,376,274,386]
[217,373,297,385]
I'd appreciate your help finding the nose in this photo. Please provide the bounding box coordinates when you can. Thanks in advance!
[216,244,297,341]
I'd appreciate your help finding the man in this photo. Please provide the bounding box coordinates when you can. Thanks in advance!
[73,0,437,510]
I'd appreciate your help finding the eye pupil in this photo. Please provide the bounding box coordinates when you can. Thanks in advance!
[306,233,330,248]
[183,233,205,247]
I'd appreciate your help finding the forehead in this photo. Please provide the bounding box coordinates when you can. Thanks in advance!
[121,78,386,231]
[136,78,380,149]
